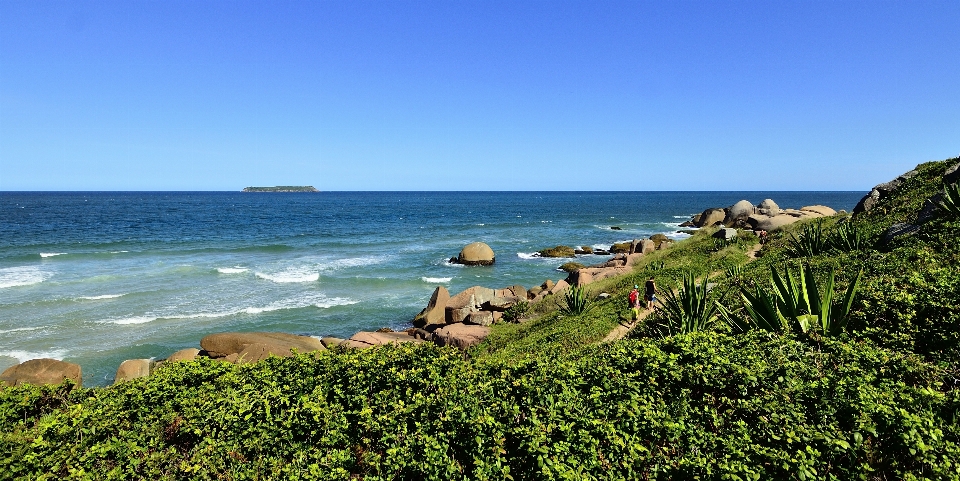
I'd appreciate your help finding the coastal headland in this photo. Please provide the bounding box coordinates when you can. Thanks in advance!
[2,156,959,479]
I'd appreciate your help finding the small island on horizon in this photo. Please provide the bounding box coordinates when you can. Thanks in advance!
[241,186,319,192]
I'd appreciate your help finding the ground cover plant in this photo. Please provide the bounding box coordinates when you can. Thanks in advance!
[3,157,959,480]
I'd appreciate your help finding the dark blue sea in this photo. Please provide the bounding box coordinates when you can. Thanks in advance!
[0,191,863,385]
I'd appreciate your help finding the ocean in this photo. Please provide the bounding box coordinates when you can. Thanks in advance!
[1,191,863,386]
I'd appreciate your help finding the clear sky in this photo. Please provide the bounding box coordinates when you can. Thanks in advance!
[1,1,958,191]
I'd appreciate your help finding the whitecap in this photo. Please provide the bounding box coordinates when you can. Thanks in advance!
[320,256,388,271]
[0,326,44,335]
[255,268,320,283]
[421,276,452,283]
[517,252,541,260]
[217,267,249,274]
[476,223,485,226]
[0,349,68,363]
[110,316,158,325]
[0,266,49,289]
[78,294,124,300]
[39,252,67,258]
[110,251,130,254]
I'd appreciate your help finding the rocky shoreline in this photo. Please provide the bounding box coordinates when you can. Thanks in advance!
[1,196,849,388]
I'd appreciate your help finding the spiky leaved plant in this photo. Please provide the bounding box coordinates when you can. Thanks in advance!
[829,221,874,252]
[657,272,718,336]
[502,300,530,323]
[558,286,593,317]
[718,263,862,336]
[936,182,960,219]
[786,221,830,258]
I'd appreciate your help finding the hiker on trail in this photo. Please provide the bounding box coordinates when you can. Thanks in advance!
[758,230,768,244]
[645,277,657,310]
[629,285,641,319]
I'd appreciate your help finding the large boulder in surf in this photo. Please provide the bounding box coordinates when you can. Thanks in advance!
[1,358,82,387]
[114,359,155,384]
[413,286,450,328]
[200,332,324,360]
[456,242,495,266]
[694,208,726,227]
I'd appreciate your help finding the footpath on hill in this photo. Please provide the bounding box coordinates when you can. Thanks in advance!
[601,241,763,343]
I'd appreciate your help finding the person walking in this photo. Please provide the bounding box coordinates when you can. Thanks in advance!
[645,277,657,310]
[629,285,641,319]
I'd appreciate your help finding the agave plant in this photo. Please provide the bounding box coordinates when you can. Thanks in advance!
[719,263,862,336]
[936,182,960,219]
[558,286,593,317]
[657,273,718,336]
[786,221,830,258]
[828,221,874,252]
[725,264,744,284]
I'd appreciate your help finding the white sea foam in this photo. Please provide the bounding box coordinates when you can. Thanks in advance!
[320,255,388,271]
[517,252,541,260]
[78,294,124,300]
[421,277,452,283]
[666,231,693,239]
[0,349,68,363]
[0,266,49,289]
[109,251,130,254]
[0,326,44,335]
[255,268,320,283]
[217,267,249,274]
[110,316,158,325]
[39,252,67,258]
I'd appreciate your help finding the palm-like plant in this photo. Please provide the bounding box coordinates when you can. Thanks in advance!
[829,221,874,252]
[719,263,862,336]
[786,221,830,258]
[657,273,718,336]
[936,182,960,219]
[558,286,593,317]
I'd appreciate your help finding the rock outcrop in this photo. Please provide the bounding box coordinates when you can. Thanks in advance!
[200,332,325,360]
[433,324,490,349]
[854,168,920,214]
[695,208,726,227]
[455,242,495,266]
[757,199,780,217]
[413,286,450,328]
[1,358,82,387]
[166,348,200,362]
[725,200,755,226]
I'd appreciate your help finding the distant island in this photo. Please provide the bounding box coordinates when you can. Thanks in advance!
[241,186,319,192]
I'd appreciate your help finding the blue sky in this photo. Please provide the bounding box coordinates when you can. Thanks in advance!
[1,1,958,191]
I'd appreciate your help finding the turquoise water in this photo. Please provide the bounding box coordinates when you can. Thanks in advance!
[1,191,862,385]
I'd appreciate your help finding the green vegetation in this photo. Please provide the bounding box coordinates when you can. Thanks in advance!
[937,182,960,218]
[3,157,959,480]
[653,272,718,337]
[557,285,594,317]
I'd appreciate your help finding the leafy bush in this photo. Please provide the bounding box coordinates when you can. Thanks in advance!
[502,300,530,323]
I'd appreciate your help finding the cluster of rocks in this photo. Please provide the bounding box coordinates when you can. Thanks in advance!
[0,234,672,389]
[680,199,839,232]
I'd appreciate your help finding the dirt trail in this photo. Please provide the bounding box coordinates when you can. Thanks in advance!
[601,241,762,343]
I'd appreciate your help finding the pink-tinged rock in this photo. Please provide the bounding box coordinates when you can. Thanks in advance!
[433,324,491,349]
[347,331,422,348]
[639,239,656,254]
[755,214,800,232]
[414,286,450,327]
[200,332,325,359]
[1,358,82,387]
[465,311,494,326]
[549,279,570,295]
[626,253,645,266]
